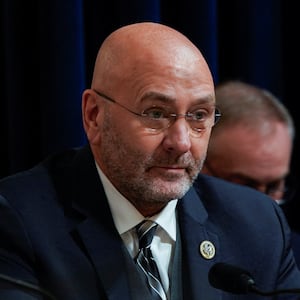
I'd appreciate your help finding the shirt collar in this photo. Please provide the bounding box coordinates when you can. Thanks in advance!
[96,163,177,241]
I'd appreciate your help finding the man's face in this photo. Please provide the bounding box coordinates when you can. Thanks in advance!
[202,123,293,202]
[93,58,215,214]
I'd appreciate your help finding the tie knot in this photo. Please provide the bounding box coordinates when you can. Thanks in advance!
[136,220,158,250]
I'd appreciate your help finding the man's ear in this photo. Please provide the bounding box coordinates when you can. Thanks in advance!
[82,89,104,144]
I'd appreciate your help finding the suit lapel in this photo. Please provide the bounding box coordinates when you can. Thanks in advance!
[76,218,132,300]
[58,146,133,299]
[178,187,222,300]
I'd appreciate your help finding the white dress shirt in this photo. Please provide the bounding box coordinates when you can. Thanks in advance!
[96,163,177,296]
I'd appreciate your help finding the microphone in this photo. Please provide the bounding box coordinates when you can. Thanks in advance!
[208,262,300,296]
[0,273,56,300]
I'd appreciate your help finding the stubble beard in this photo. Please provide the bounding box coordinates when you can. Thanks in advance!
[99,113,205,206]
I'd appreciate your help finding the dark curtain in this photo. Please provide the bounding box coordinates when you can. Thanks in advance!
[1,0,299,227]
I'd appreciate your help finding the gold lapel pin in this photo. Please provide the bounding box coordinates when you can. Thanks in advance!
[199,240,215,259]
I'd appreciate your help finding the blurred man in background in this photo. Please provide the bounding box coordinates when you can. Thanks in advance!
[201,80,300,265]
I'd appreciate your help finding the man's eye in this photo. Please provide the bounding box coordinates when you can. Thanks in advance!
[191,110,209,121]
[144,108,167,119]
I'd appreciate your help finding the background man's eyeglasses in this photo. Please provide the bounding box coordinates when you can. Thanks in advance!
[93,89,221,137]
[204,161,297,204]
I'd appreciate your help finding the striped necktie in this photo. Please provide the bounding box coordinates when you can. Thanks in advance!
[135,220,167,300]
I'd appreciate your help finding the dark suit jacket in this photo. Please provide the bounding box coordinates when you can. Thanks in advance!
[0,145,299,299]
[291,231,300,270]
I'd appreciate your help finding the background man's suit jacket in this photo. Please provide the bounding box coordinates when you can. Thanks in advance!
[0,145,299,299]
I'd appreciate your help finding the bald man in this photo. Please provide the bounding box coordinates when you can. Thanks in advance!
[0,23,299,300]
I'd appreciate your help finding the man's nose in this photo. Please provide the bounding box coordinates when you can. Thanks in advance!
[162,117,192,153]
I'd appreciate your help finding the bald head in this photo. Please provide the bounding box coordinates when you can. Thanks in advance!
[82,22,216,215]
[91,22,213,94]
